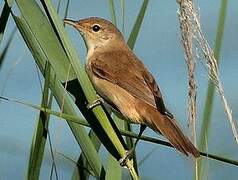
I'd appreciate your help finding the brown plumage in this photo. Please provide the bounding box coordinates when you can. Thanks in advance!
[64,17,200,158]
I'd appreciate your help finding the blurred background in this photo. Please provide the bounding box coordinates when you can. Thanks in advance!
[0,0,237,179]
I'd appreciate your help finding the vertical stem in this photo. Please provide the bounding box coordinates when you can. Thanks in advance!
[197,0,227,179]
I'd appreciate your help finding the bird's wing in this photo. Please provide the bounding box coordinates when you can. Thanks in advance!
[90,50,168,115]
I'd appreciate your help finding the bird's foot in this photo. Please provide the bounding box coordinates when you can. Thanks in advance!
[87,97,104,109]
[119,149,135,167]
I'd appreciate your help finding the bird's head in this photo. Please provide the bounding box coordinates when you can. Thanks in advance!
[64,17,125,52]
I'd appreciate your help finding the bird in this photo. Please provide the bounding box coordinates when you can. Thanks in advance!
[64,17,200,161]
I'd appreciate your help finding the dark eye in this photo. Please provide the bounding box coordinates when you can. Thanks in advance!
[92,24,100,32]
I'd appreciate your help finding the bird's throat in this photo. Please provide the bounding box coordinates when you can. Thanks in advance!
[87,46,96,59]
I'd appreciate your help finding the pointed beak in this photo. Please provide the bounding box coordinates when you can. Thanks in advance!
[64,18,86,36]
[64,19,78,27]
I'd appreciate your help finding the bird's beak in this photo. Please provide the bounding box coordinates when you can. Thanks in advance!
[64,19,78,27]
[64,19,85,34]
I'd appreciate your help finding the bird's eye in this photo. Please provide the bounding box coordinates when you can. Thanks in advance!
[92,24,100,32]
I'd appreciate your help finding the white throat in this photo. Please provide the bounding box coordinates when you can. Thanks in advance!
[86,39,110,59]
[87,46,96,59]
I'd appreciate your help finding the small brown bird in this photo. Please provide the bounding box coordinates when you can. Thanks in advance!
[64,17,200,159]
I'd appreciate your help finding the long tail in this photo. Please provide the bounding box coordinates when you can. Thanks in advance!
[141,103,200,157]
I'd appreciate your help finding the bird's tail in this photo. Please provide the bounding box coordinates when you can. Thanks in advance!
[141,103,200,157]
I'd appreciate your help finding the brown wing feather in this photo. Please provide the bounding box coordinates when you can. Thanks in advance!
[142,71,174,117]
[90,50,165,110]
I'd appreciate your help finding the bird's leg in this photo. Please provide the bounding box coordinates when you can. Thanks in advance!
[119,124,146,166]
[87,96,104,109]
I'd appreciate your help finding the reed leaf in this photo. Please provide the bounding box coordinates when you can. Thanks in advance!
[105,154,121,180]
[10,5,104,178]
[14,0,76,82]
[127,0,149,49]
[27,62,52,179]
[0,0,15,69]
[0,0,14,43]
[108,0,117,26]
[197,0,228,179]
[71,130,101,180]
[120,0,125,34]
[1,95,238,168]
[0,28,16,69]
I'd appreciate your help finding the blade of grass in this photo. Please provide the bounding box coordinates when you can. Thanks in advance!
[0,0,14,43]
[56,0,61,13]
[63,1,97,179]
[120,0,125,34]
[105,115,124,178]
[123,121,138,172]
[63,0,70,20]
[197,1,228,179]
[108,0,117,26]
[104,114,129,179]
[14,0,76,82]
[11,13,104,178]
[0,27,16,69]
[0,0,15,70]
[127,0,149,49]
[57,151,96,178]
[10,0,107,177]
[1,95,238,167]
[27,62,52,179]
[71,130,101,180]
[105,154,121,180]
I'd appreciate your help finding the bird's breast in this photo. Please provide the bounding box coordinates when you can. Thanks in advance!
[85,65,142,124]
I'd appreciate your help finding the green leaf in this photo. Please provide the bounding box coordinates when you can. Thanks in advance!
[27,62,52,179]
[1,95,238,168]
[108,0,117,26]
[0,28,16,69]
[0,0,14,43]
[71,130,101,180]
[0,0,15,69]
[120,0,125,34]
[197,0,228,179]
[11,11,104,179]
[127,0,149,49]
[105,154,121,180]
[15,0,76,82]
[63,0,70,20]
